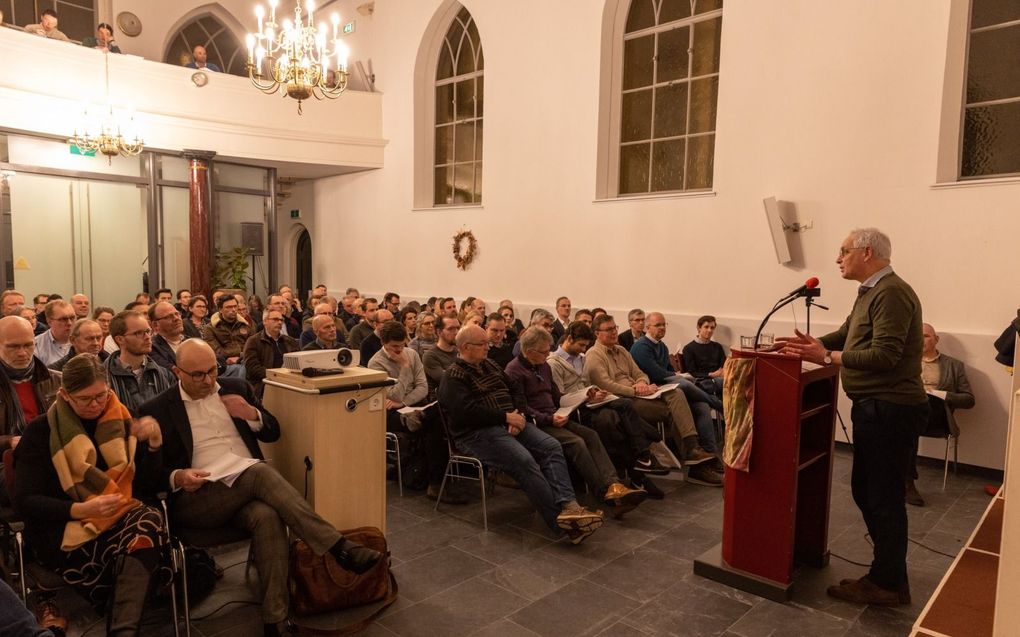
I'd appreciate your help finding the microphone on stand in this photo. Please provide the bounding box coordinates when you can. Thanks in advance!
[784,277,819,299]
[754,277,823,349]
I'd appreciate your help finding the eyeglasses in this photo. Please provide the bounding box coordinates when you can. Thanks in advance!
[177,365,217,382]
[155,311,181,321]
[66,390,110,407]
[125,329,152,339]
[597,326,618,333]
[838,246,865,257]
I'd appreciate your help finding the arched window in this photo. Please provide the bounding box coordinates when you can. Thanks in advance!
[598,0,723,197]
[165,13,246,77]
[433,6,484,206]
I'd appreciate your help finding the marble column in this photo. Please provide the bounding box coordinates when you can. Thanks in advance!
[184,150,216,299]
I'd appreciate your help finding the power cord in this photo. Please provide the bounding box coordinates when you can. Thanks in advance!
[189,599,260,622]
[835,408,852,449]
[831,531,959,569]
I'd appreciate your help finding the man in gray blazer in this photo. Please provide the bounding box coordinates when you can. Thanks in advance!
[909,323,975,506]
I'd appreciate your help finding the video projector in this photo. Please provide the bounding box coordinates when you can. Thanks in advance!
[282,348,355,372]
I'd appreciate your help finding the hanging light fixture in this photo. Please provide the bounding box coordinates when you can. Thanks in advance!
[68,52,144,163]
[245,0,350,114]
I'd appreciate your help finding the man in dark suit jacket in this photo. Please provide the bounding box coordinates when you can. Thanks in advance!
[138,340,380,637]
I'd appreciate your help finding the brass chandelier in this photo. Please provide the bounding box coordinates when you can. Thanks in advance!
[69,52,144,162]
[246,0,350,114]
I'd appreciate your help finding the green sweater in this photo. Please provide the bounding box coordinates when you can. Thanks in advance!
[819,271,926,405]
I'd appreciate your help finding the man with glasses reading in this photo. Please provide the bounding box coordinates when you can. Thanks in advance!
[104,310,176,414]
[438,325,605,543]
[34,300,77,366]
[138,339,381,636]
[49,318,108,372]
[149,301,187,370]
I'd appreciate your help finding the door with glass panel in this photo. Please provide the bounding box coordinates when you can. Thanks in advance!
[8,174,148,308]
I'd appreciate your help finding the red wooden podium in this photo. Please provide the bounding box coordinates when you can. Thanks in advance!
[693,349,839,601]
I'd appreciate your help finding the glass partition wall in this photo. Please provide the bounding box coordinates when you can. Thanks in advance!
[0,132,276,310]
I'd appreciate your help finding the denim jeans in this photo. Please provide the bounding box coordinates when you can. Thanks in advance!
[456,424,575,532]
[0,579,53,636]
[664,375,722,452]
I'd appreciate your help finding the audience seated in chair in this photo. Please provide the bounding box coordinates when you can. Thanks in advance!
[105,311,177,415]
[681,315,727,397]
[201,295,248,379]
[631,312,724,464]
[70,294,91,320]
[616,308,645,352]
[551,297,571,344]
[14,353,165,635]
[346,301,379,350]
[359,309,393,367]
[409,312,439,358]
[24,9,69,41]
[485,313,514,369]
[512,309,555,358]
[437,325,604,543]
[1,289,25,317]
[183,295,209,340]
[505,327,647,516]
[907,323,975,506]
[34,300,76,367]
[137,340,381,637]
[243,309,299,399]
[148,302,185,370]
[423,316,461,400]
[547,321,669,497]
[302,314,340,350]
[584,314,720,486]
[368,321,461,503]
[49,318,107,372]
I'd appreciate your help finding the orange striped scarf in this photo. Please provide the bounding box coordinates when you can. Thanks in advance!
[48,391,141,550]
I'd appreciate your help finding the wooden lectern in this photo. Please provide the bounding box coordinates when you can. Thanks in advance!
[262,366,393,534]
[694,349,839,601]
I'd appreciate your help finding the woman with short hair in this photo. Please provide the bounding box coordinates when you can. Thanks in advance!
[13,354,165,635]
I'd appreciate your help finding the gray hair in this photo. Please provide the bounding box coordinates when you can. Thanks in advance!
[849,227,892,260]
[62,353,108,394]
[519,326,552,352]
[529,308,554,326]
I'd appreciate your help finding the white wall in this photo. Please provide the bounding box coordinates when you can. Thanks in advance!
[308,0,1020,470]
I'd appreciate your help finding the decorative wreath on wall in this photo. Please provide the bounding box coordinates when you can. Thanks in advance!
[452,229,478,270]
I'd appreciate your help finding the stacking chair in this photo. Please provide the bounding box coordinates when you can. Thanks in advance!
[434,407,490,530]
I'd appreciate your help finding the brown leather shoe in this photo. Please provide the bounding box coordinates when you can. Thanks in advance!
[34,600,67,633]
[838,577,910,604]
[827,577,900,606]
[603,482,648,508]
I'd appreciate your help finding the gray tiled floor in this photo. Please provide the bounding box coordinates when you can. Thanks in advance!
[55,448,995,636]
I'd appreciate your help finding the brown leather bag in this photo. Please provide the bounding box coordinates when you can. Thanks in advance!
[288,526,397,631]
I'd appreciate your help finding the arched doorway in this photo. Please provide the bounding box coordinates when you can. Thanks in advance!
[296,228,312,303]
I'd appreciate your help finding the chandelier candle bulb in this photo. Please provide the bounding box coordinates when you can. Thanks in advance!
[256,5,264,33]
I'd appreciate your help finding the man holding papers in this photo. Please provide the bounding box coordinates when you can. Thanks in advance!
[585,314,721,487]
[631,312,724,469]
[139,340,381,635]
[506,327,647,516]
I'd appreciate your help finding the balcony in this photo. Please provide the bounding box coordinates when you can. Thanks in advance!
[0,27,386,177]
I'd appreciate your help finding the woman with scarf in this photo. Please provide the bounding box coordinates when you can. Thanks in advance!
[13,353,165,636]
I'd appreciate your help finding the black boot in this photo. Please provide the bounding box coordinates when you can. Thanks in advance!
[107,551,157,636]
[329,538,382,575]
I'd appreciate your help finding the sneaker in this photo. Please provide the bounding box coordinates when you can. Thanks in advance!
[634,475,665,499]
[826,577,900,606]
[686,464,723,487]
[603,482,648,509]
[33,600,67,634]
[633,451,670,475]
[556,503,604,544]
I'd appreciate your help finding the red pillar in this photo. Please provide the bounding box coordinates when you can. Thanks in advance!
[185,151,216,299]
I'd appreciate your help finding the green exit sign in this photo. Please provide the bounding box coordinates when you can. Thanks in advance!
[290,209,301,219]
[343,20,355,34]
[70,145,97,157]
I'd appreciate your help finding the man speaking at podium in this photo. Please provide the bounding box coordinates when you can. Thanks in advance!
[780,228,927,606]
